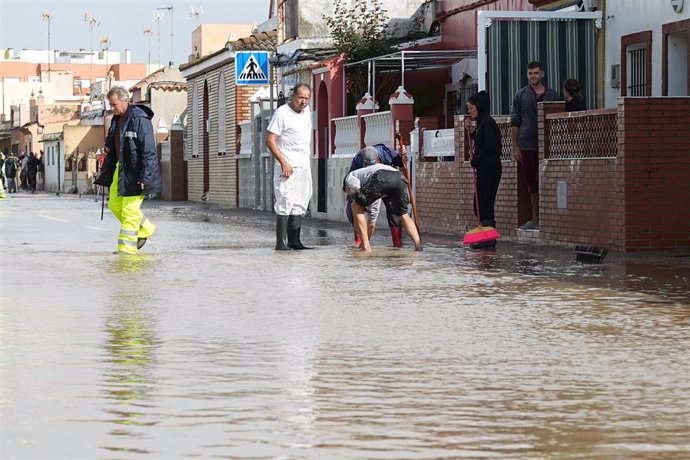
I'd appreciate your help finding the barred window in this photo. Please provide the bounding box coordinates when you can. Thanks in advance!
[627,43,647,96]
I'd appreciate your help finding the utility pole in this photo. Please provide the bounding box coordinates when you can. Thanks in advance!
[41,11,52,82]
[155,6,174,66]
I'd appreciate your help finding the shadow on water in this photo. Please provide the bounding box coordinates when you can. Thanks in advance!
[101,254,160,453]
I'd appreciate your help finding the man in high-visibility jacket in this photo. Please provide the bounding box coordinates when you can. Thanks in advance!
[95,86,162,254]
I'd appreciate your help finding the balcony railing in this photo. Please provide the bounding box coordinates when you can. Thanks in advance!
[332,115,359,157]
[362,111,391,147]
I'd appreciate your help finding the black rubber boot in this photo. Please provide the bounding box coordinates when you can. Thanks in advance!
[287,215,311,250]
[275,215,290,250]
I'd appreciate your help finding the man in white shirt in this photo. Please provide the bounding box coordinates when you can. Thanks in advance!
[266,83,313,250]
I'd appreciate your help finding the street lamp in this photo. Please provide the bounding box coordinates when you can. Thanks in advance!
[83,12,101,90]
[143,27,153,69]
[41,11,52,81]
[100,35,111,91]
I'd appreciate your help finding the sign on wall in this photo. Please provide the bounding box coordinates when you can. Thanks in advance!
[235,51,269,85]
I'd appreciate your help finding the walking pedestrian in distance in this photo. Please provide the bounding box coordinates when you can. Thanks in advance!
[510,61,560,231]
[95,86,161,254]
[266,83,313,250]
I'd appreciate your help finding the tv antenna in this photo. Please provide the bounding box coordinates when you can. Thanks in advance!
[190,6,204,24]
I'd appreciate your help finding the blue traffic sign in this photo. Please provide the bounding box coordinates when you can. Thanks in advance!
[235,51,269,85]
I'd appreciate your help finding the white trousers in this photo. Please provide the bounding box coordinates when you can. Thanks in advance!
[273,165,312,216]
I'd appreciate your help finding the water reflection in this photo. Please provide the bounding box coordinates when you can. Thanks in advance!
[102,254,159,453]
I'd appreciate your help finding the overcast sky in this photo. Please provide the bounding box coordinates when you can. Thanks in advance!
[0,0,270,66]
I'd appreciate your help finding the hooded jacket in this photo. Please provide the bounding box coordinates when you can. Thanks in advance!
[95,104,162,196]
[468,90,502,168]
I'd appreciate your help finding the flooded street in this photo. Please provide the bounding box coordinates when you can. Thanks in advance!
[1,194,689,459]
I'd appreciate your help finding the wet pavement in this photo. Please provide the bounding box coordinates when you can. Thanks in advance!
[1,193,689,459]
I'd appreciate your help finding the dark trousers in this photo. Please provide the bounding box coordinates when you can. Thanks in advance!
[474,159,502,227]
[28,170,37,191]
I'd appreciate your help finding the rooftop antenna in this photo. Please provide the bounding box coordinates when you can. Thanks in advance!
[190,6,204,25]
[155,5,174,67]
[152,10,163,68]
[83,12,101,90]
[41,11,52,81]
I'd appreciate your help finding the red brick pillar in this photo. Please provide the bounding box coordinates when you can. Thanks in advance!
[356,92,377,149]
[538,101,566,160]
[389,85,414,148]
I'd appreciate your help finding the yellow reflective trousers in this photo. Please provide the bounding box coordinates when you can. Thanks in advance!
[108,164,156,254]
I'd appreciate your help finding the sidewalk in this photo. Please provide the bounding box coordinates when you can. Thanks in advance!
[138,198,690,270]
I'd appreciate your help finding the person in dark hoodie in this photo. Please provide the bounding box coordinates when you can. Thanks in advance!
[95,86,162,254]
[466,90,502,249]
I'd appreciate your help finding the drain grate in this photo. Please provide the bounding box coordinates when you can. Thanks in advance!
[575,246,608,264]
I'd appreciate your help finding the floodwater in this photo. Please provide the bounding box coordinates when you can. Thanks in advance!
[1,194,689,459]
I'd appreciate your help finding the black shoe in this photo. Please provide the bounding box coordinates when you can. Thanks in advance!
[137,238,147,249]
[275,215,290,250]
[287,215,312,250]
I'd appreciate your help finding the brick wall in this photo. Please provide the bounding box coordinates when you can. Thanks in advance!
[416,115,521,239]
[621,97,690,250]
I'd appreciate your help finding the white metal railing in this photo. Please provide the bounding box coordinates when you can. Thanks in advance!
[363,111,391,147]
[422,128,455,157]
[332,115,359,157]
[238,120,253,156]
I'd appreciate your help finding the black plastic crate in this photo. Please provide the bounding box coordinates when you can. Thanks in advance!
[574,246,608,264]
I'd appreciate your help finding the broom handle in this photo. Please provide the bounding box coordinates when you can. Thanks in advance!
[396,133,420,234]
[468,129,483,227]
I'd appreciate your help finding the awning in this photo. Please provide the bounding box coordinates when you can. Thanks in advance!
[345,49,477,89]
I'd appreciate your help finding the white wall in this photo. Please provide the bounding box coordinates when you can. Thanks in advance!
[296,0,428,39]
[605,0,690,107]
[668,31,688,96]
[1,72,74,118]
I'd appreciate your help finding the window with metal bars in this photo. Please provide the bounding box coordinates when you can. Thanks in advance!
[627,44,647,96]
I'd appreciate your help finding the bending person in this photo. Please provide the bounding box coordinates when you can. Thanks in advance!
[343,163,422,253]
[345,146,402,248]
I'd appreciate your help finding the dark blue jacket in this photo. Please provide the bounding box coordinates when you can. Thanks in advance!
[95,104,162,196]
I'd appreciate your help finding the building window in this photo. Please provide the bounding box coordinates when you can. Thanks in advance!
[662,19,690,96]
[191,81,199,157]
[621,31,652,97]
[217,71,227,155]
[627,44,647,96]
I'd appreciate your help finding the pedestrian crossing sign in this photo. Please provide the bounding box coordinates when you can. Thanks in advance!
[235,51,269,85]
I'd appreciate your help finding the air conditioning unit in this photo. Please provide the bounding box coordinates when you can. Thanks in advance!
[611,64,620,89]
[581,0,599,11]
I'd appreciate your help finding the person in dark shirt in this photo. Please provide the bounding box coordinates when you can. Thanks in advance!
[510,61,560,231]
[466,90,502,249]
[27,152,41,193]
[563,78,586,112]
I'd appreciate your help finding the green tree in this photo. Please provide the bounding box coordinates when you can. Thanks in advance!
[324,0,394,114]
